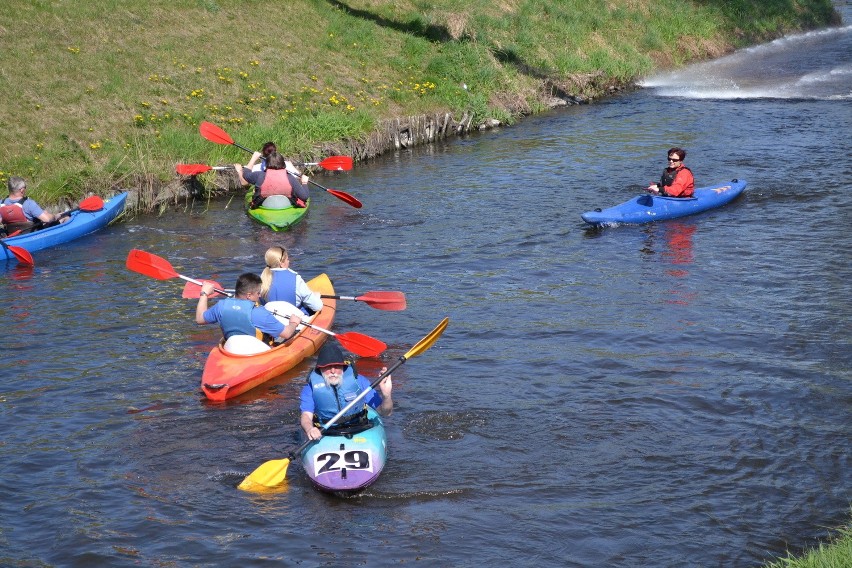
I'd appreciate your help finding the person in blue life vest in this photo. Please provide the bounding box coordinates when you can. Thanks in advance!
[647,147,695,198]
[195,272,301,342]
[235,150,310,209]
[299,341,392,441]
[259,245,323,315]
[0,176,65,235]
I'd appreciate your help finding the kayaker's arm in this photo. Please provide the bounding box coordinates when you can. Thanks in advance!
[373,368,393,416]
[195,282,215,324]
[301,410,322,440]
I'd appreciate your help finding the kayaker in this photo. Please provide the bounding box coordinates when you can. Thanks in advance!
[235,150,310,209]
[252,141,277,172]
[0,176,64,234]
[647,148,695,198]
[300,341,393,441]
[195,272,302,344]
[259,245,324,315]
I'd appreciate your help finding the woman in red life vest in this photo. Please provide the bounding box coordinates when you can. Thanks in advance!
[235,151,310,209]
[647,148,695,198]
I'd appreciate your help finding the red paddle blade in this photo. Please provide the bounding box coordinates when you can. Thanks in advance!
[317,156,353,171]
[182,280,229,299]
[357,291,407,311]
[176,163,213,175]
[78,195,105,212]
[327,189,363,209]
[126,249,179,280]
[199,121,234,145]
[6,245,34,265]
[335,332,387,358]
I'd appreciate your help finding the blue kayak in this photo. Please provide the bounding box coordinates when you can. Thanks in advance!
[581,179,746,226]
[1,192,128,261]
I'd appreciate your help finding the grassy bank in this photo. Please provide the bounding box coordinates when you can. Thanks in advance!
[764,513,852,567]
[0,0,838,210]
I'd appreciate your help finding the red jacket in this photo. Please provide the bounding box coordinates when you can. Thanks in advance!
[661,165,694,197]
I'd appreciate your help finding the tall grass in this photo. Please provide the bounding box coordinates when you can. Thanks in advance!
[763,513,852,568]
[0,0,836,206]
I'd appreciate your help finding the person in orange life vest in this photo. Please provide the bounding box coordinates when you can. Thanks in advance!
[235,151,310,209]
[0,176,65,235]
[299,341,392,441]
[647,147,695,198]
[195,272,301,342]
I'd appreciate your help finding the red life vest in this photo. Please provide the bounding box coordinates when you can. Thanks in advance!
[259,169,293,198]
[0,199,29,224]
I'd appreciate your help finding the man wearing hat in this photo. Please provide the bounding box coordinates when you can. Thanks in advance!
[300,341,392,441]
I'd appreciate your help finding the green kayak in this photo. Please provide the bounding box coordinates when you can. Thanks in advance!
[243,193,309,231]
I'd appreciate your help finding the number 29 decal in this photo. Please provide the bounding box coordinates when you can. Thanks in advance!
[314,450,374,475]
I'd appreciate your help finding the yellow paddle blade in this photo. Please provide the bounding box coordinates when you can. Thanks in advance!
[237,458,291,491]
[403,317,449,360]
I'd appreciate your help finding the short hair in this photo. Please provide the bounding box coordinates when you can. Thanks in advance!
[7,176,26,194]
[668,147,686,161]
[261,142,277,157]
[234,272,262,297]
[265,152,287,170]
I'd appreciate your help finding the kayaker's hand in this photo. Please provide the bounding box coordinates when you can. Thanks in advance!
[308,426,322,440]
[200,282,216,297]
[647,183,660,194]
[300,174,309,185]
[377,368,392,398]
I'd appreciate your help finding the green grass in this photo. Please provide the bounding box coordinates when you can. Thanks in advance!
[0,0,837,209]
[764,513,852,568]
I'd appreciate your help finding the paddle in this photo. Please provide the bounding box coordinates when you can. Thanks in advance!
[1,239,34,265]
[125,249,386,357]
[198,121,362,208]
[177,156,352,177]
[181,281,406,310]
[58,195,105,219]
[265,308,386,357]
[238,316,450,491]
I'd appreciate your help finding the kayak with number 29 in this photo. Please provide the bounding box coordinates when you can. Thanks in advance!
[581,179,746,226]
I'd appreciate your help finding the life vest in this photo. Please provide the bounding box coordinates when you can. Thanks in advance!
[267,269,298,306]
[660,166,694,197]
[1,198,29,224]
[259,169,293,198]
[307,366,365,424]
[217,298,257,339]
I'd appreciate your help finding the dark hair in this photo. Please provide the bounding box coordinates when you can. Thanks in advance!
[234,272,262,297]
[265,151,287,170]
[261,142,277,157]
[668,147,686,161]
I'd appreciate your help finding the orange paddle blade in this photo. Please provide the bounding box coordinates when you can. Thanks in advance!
[176,163,213,175]
[199,121,234,145]
[125,249,179,280]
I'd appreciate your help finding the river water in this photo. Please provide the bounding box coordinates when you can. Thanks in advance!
[2,9,850,568]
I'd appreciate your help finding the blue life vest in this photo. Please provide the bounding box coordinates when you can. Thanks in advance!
[218,298,257,339]
[268,269,298,306]
[307,366,364,423]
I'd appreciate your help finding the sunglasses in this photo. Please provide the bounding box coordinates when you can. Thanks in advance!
[667,157,681,162]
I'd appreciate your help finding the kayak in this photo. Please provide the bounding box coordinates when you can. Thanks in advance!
[581,179,746,226]
[200,273,336,402]
[301,406,387,494]
[1,192,128,260]
[243,192,309,231]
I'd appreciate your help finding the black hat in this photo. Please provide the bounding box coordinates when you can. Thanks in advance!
[315,341,347,369]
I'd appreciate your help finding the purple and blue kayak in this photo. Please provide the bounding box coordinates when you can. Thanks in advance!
[301,407,387,494]
[581,179,746,226]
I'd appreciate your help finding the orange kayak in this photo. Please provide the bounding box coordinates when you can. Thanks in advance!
[200,274,336,402]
